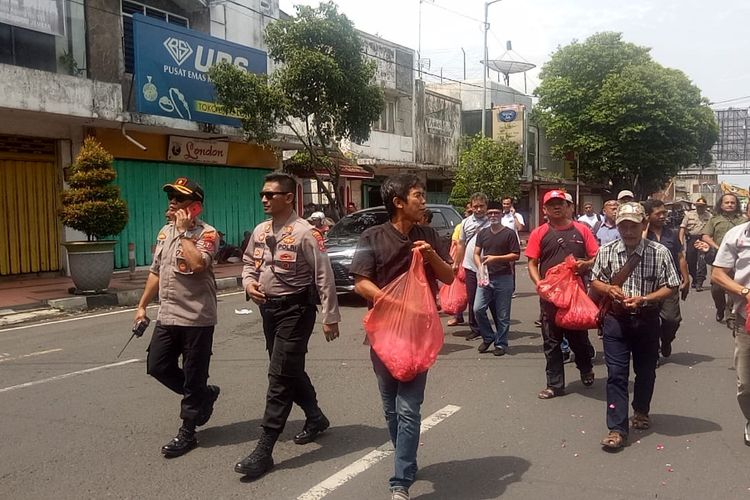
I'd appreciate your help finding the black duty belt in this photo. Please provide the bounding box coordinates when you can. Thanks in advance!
[264,291,309,307]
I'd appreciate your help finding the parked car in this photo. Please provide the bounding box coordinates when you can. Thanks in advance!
[326,204,463,293]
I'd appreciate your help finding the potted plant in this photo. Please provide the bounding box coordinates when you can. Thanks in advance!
[59,137,129,293]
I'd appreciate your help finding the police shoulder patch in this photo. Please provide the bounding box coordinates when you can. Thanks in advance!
[311,228,326,252]
[202,230,217,242]
[157,232,166,240]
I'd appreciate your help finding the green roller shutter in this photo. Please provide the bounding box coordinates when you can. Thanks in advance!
[113,160,272,268]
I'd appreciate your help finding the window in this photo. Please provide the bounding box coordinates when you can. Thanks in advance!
[0,22,56,72]
[430,211,448,230]
[374,100,396,133]
[122,1,189,73]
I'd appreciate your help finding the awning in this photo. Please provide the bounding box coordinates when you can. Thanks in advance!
[289,164,374,180]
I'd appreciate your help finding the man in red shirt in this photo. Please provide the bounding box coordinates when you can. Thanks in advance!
[526,190,599,399]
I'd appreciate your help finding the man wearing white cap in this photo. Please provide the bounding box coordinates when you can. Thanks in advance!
[591,202,681,450]
[617,190,635,203]
[307,211,329,236]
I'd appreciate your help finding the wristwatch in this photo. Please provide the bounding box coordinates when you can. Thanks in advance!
[741,287,750,297]
[641,297,650,308]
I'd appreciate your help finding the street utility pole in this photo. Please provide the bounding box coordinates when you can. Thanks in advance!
[482,0,502,138]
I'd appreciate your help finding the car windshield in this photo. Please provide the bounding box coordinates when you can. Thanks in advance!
[327,211,390,238]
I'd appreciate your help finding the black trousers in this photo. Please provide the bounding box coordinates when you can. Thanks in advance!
[259,299,322,433]
[685,235,707,284]
[540,300,594,391]
[465,269,497,334]
[602,311,660,435]
[147,323,215,421]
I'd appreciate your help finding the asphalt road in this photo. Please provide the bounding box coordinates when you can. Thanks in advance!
[1,266,748,499]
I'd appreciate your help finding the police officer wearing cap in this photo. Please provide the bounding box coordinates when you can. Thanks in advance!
[235,172,340,480]
[591,202,681,450]
[134,177,221,458]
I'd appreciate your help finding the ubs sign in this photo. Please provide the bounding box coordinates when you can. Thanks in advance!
[132,14,267,127]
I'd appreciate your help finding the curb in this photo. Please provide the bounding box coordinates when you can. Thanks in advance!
[44,276,243,312]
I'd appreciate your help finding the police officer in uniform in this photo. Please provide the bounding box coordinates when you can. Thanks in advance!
[235,172,340,480]
[134,177,221,458]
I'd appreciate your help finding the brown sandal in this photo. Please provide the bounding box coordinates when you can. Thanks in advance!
[538,387,564,399]
[601,431,626,450]
[581,371,595,387]
[631,412,650,430]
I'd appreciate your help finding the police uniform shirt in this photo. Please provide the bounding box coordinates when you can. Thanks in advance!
[241,212,341,325]
[680,210,711,237]
[150,220,218,326]
[714,221,750,319]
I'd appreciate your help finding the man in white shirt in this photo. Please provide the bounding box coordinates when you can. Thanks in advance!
[578,202,602,229]
[501,197,525,238]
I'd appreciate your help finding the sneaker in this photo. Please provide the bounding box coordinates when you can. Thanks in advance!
[465,331,481,341]
[493,346,506,356]
[391,487,410,500]
[478,341,492,353]
[562,350,572,364]
[511,292,518,299]
[534,320,542,328]
[745,421,750,447]
[696,281,704,292]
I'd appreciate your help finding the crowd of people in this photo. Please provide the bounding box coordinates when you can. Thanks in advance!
[133,173,750,499]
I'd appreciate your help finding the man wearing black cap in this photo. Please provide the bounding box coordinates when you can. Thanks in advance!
[134,177,221,458]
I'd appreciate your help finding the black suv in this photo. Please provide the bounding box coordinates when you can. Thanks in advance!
[326,204,463,293]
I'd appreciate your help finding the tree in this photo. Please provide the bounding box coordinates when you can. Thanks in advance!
[59,137,128,241]
[209,1,384,218]
[449,135,523,208]
[533,32,718,198]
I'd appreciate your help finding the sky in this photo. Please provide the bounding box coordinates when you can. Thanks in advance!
[279,0,750,107]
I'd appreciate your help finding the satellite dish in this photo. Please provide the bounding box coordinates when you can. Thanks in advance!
[482,41,536,89]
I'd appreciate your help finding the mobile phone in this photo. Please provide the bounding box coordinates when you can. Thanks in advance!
[187,201,203,219]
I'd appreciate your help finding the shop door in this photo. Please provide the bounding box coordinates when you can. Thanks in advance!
[0,159,60,275]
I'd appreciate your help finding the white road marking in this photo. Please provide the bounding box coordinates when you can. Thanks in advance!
[297,404,461,500]
[0,291,245,334]
[0,359,140,394]
[0,348,62,363]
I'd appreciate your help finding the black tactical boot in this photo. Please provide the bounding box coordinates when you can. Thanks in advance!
[161,421,197,458]
[196,385,221,427]
[234,429,278,479]
[293,414,330,445]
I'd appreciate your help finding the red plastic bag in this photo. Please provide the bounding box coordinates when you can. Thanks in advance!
[555,277,599,330]
[439,267,467,315]
[536,255,577,308]
[364,249,444,382]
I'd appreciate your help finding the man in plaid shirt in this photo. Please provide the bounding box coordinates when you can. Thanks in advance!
[590,202,681,450]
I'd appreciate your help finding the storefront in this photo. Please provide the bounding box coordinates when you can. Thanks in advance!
[0,135,61,276]
[92,128,278,268]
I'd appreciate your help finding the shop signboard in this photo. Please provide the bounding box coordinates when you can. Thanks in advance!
[1,0,65,36]
[132,14,267,127]
[168,136,229,165]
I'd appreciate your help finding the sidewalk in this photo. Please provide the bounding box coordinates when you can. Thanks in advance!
[0,263,245,315]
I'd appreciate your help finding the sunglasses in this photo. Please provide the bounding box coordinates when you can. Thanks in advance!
[168,193,192,203]
[259,191,291,200]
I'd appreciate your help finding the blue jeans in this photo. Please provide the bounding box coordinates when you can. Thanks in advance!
[473,273,514,348]
[370,348,427,490]
[602,311,660,436]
